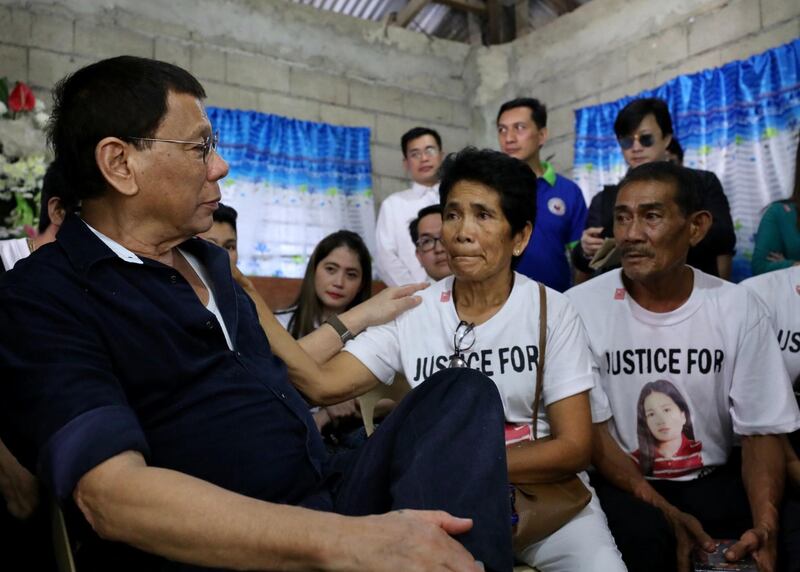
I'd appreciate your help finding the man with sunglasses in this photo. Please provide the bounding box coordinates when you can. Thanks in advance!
[409,204,452,283]
[0,57,512,571]
[572,98,735,281]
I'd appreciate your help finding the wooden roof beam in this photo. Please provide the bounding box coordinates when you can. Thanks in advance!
[436,0,487,15]
[544,0,579,16]
[396,0,431,27]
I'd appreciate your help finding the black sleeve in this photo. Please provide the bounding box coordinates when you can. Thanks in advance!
[695,170,736,256]
[571,186,616,274]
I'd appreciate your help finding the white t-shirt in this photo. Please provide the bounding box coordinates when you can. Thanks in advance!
[566,268,800,480]
[374,182,439,286]
[0,237,31,270]
[345,272,607,437]
[740,266,800,385]
[274,307,296,331]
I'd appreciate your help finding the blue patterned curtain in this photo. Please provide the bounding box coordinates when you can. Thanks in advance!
[573,39,800,282]
[207,108,374,277]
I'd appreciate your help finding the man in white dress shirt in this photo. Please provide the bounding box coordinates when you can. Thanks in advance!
[375,127,443,286]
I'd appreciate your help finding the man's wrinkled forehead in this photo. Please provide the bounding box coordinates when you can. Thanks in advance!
[617,179,679,209]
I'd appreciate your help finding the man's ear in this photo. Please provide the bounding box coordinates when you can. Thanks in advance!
[47,197,67,227]
[688,210,712,246]
[402,157,409,174]
[537,126,549,149]
[95,137,139,197]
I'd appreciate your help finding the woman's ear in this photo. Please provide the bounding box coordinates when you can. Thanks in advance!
[95,137,139,198]
[513,222,533,255]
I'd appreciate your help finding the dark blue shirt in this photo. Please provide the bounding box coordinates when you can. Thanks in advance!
[516,166,588,292]
[0,215,329,514]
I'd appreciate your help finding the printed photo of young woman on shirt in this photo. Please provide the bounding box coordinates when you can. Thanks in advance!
[631,379,703,478]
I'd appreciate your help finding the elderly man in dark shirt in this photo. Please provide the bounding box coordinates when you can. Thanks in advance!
[0,56,512,571]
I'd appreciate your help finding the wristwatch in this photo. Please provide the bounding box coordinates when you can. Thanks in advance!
[325,314,355,344]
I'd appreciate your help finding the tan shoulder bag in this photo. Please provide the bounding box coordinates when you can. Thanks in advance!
[509,282,592,551]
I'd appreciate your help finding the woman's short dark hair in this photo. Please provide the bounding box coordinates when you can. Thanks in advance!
[438,147,537,261]
[213,203,238,233]
[47,56,206,205]
[635,379,695,477]
[618,161,701,217]
[286,230,372,339]
[614,98,674,139]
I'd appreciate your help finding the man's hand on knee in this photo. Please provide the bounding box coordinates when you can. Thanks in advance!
[724,526,776,572]
[352,510,481,571]
[660,505,715,572]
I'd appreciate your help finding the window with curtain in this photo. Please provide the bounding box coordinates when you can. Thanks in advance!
[573,38,800,282]
[208,107,374,277]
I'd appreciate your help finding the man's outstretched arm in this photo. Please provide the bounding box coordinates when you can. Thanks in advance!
[75,450,480,571]
[234,268,421,404]
[233,266,423,365]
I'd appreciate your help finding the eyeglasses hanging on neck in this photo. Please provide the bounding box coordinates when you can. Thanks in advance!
[448,320,476,368]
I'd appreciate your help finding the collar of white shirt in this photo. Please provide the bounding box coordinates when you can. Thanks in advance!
[410,181,440,198]
[82,219,145,265]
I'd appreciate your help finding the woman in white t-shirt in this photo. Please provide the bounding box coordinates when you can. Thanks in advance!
[334,148,625,571]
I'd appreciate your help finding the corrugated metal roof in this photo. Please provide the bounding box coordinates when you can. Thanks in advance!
[290,0,592,44]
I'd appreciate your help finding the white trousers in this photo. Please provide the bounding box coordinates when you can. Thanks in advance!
[516,472,627,572]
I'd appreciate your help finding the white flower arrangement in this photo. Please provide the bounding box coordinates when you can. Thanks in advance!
[0,78,51,238]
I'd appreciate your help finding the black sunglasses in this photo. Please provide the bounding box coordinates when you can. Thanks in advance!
[618,133,655,150]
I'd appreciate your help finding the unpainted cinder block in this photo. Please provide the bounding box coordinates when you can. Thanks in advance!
[688,0,761,56]
[226,52,290,93]
[74,21,153,59]
[257,91,321,122]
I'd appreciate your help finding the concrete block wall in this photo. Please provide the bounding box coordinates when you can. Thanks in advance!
[471,0,800,177]
[0,0,473,210]
[1,0,798,202]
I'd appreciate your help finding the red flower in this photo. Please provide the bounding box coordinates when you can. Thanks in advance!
[8,81,35,113]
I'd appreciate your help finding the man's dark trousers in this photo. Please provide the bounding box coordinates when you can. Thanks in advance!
[331,368,513,572]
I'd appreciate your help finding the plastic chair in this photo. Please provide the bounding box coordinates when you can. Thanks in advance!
[356,374,411,436]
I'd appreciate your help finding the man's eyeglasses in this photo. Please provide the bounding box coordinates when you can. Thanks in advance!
[407,146,440,161]
[416,235,443,252]
[618,133,655,151]
[448,320,476,368]
[127,130,220,164]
